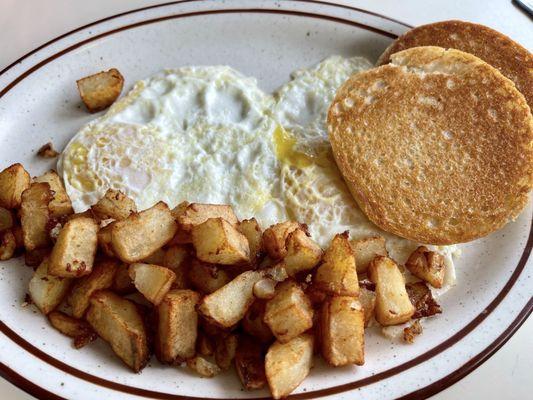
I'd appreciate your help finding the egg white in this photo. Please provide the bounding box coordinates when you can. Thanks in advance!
[59,57,456,287]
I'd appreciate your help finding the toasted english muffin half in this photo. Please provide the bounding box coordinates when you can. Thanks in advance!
[328,46,533,245]
[377,20,533,109]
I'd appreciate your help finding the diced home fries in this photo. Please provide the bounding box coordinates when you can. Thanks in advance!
[110,201,177,263]
[76,68,124,113]
[2,161,452,399]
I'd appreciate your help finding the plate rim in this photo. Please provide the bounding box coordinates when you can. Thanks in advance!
[0,1,531,399]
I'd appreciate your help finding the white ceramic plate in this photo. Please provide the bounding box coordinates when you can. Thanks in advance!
[0,1,531,399]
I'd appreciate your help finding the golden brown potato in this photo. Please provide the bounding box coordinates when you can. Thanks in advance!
[359,287,376,326]
[48,216,98,278]
[191,217,250,265]
[403,320,423,344]
[265,334,314,399]
[34,170,73,217]
[68,259,119,318]
[238,218,263,263]
[47,311,97,348]
[253,277,277,300]
[368,256,414,326]
[279,229,322,277]
[314,232,358,296]
[0,207,14,232]
[97,224,115,257]
[264,280,314,343]
[235,335,266,390]
[129,263,176,305]
[162,245,189,289]
[187,356,221,378]
[215,333,238,370]
[320,296,365,366]
[198,270,263,328]
[111,201,177,263]
[86,290,149,372]
[156,289,200,363]
[188,259,230,294]
[91,189,137,221]
[0,163,31,209]
[20,182,52,251]
[28,257,72,315]
[113,263,135,294]
[76,68,124,113]
[350,236,388,273]
[405,246,446,288]
[175,203,238,232]
[0,230,16,260]
[262,221,302,260]
[36,142,59,158]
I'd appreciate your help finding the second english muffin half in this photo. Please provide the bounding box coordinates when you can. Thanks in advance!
[328,46,533,245]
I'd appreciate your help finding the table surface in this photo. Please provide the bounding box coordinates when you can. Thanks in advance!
[1,1,531,399]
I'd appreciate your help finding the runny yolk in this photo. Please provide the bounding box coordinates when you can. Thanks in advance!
[273,125,314,168]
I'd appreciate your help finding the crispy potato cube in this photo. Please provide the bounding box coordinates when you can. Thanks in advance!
[21,182,52,251]
[192,217,250,265]
[359,287,376,326]
[406,282,442,319]
[113,263,135,294]
[34,170,73,217]
[320,296,364,366]
[48,216,98,278]
[187,356,221,378]
[279,229,322,277]
[405,246,446,288]
[68,259,119,318]
[189,259,230,294]
[76,68,124,113]
[0,207,14,232]
[111,201,177,263]
[242,300,274,343]
[253,277,277,300]
[156,289,200,363]
[314,232,358,296]
[48,311,97,348]
[265,334,314,399]
[238,218,263,263]
[86,290,149,372]
[91,189,137,221]
[0,163,31,209]
[351,236,387,273]
[129,263,176,305]
[215,333,238,370]
[235,335,266,390]
[198,270,263,328]
[368,256,414,326]
[264,280,314,343]
[163,245,189,289]
[0,230,16,260]
[176,203,238,232]
[262,221,302,260]
[28,258,72,315]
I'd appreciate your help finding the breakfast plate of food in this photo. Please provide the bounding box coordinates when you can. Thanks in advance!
[0,1,531,399]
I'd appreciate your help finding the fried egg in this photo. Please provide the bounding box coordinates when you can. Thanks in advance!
[59,57,456,288]
[59,67,287,228]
